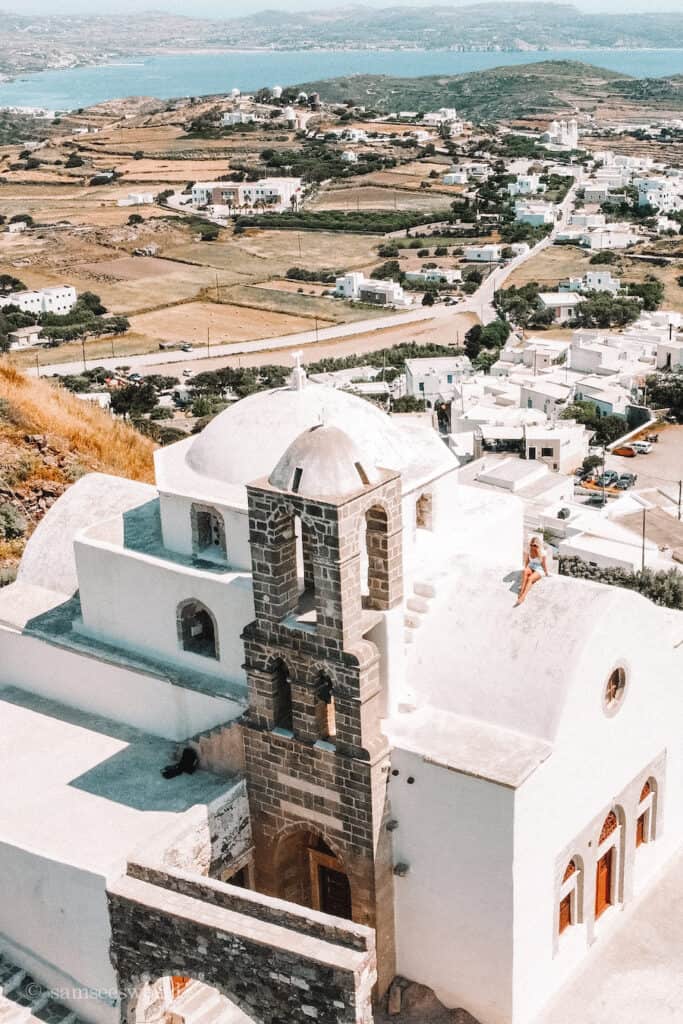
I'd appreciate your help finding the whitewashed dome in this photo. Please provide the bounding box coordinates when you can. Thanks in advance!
[269,424,380,498]
[186,380,408,487]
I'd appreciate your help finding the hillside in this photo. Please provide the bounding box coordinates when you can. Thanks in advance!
[2,5,683,75]
[0,363,155,582]
[296,60,683,119]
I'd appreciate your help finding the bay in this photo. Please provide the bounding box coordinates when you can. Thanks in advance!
[1,48,683,112]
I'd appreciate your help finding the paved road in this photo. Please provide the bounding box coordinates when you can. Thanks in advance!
[29,184,579,379]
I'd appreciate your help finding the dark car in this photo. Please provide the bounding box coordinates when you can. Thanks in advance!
[616,473,637,490]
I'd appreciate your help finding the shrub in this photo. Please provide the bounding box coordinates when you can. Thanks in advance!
[0,503,26,540]
[559,557,683,610]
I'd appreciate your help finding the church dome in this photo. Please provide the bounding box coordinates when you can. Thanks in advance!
[268,424,380,498]
[185,379,407,487]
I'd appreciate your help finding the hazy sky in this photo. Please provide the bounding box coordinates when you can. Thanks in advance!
[16,0,683,16]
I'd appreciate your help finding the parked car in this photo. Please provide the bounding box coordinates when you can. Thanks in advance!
[596,471,619,487]
[181,344,193,352]
[631,441,652,454]
[613,445,637,457]
[616,473,637,490]
[645,433,659,443]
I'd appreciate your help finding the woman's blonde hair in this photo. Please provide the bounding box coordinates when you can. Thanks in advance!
[529,536,542,550]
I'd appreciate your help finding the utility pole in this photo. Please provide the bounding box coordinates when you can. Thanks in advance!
[215,272,219,303]
[35,353,40,377]
[641,507,646,572]
[207,325,210,357]
[314,316,319,344]
[678,479,682,522]
[81,337,87,372]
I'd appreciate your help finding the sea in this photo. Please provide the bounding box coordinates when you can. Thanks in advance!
[1,48,683,112]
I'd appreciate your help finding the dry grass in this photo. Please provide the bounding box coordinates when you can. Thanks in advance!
[0,361,155,482]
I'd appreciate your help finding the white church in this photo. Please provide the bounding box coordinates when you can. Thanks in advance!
[0,363,681,1024]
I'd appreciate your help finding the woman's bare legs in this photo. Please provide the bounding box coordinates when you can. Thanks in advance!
[515,569,541,606]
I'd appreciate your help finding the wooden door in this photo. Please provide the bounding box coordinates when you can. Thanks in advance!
[318,864,352,919]
[636,813,646,847]
[595,848,613,918]
[559,894,571,934]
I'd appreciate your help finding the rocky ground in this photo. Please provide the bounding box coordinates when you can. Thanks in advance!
[375,980,481,1024]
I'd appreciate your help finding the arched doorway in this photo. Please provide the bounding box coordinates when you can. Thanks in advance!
[133,976,256,1024]
[177,600,218,659]
[275,829,352,920]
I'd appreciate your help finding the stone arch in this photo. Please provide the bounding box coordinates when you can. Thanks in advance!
[313,669,336,741]
[273,823,352,920]
[363,504,389,611]
[266,655,293,732]
[176,599,219,660]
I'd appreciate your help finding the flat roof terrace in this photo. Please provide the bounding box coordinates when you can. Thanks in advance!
[0,686,234,879]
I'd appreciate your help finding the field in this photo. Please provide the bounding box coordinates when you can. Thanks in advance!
[506,245,683,313]
[126,300,332,348]
[308,185,452,213]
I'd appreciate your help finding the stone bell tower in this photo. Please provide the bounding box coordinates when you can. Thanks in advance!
[241,418,403,994]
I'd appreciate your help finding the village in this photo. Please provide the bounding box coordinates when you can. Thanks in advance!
[0,54,682,1024]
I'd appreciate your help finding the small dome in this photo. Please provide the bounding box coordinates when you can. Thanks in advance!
[269,424,380,499]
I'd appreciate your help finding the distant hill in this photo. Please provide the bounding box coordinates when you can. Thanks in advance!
[0,363,154,580]
[296,60,683,119]
[2,4,683,77]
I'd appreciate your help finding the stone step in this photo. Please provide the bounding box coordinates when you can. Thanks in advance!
[406,596,429,614]
[0,971,26,998]
[404,613,422,630]
[0,998,30,1024]
[169,980,225,1024]
[413,581,436,599]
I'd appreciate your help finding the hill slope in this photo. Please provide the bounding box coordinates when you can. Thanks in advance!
[0,363,155,581]
[297,60,683,119]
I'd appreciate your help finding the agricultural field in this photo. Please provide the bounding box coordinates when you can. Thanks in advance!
[308,185,452,213]
[126,299,330,348]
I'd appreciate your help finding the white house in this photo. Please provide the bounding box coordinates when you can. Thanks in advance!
[568,212,606,229]
[405,355,472,404]
[515,201,556,226]
[334,271,366,299]
[464,243,503,263]
[7,324,43,349]
[538,292,582,323]
[559,271,621,296]
[507,174,546,197]
[191,178,302,213]
[117,192,154,207]
[222,110,259,126]
[0,284,77,316]
[443,171,468,186]
[0,365,680,1024]
[358,279,410,308]
[341,150,358,163]
[404,268,462,286]
[542,118,579,149]
[583,184,611,204]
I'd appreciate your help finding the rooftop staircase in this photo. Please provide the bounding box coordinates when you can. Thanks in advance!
[0,954,86,1024]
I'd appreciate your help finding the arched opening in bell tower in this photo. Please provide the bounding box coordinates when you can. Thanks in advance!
[274,828,352,920]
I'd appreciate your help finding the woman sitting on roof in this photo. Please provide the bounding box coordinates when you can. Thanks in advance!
[515,536,549,606]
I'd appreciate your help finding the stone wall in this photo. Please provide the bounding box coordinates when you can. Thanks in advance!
[108,874,376,1024]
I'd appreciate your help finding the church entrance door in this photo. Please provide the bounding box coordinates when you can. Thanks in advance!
[309,849,352,920]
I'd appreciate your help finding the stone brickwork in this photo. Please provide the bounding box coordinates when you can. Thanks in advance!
[241,470,403,995]
[109,873,376,1024]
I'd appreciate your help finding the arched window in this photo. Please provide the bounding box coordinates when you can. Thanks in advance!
[177,600,218,659]
[558,857,582,937]
[603,666,626,715]
[272,658,293,732]
[636,778,656,848]
[191,504,227,561]
[314,672,336,741]
[415,492,433,530]
[364,504,389,611]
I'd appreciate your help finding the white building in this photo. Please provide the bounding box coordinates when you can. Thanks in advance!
[222,110,259,126]
[559,271,621,296]
[542,118,579,149]
[568,212,606,229]
[0,284,77,316]
[463,243,503,263]
[538,292,582,323]
[404,268,462,286]
[507,174,546,197]
[334,271,367,299]
[0,366,680,1024]
[191,178,302,213]
[582,224,639,251]
[341,150,358,163]
[117,192,154,207]
[443,171,468,186]
[515,201,557,226]
[423,107,458,127]
[583,184,611,204]
[358,279,410,308]
[7,324,43,349]
[405,356,472,404]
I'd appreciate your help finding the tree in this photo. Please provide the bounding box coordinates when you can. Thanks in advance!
[9,213,33,226]
[199,224,220,241]
[65,152,84,168]
[574,292,641,329]
[110,382,159,417]
[474,350,498,374]
[371,260,402,281]
[464,324,482,359]
[0,274,26,294]
[0,503,26,540]
[625,276,664,312]
[127,213,144,226]
[79,292,107,315]
[422,291,435,306]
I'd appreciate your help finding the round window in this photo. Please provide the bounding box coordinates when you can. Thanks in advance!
[603,666,626,715]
